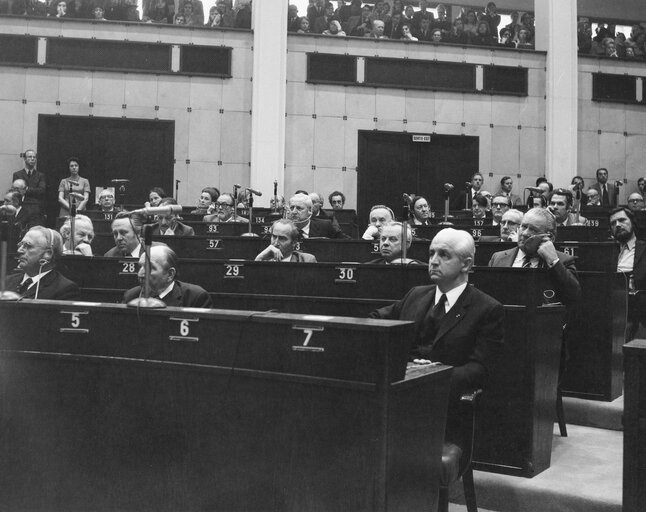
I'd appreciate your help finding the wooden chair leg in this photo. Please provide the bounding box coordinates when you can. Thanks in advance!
[556,386,568,437]
[462,467,478,512]
[438,486,449,512]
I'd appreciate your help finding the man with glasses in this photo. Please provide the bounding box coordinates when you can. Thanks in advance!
[491,195,511,226]
[627,193,645,213]
[480,209,523,242]
[203,193,248,223]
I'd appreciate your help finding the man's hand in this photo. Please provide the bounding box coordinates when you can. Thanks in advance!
[536,238,559,265]
[255,245,283,262]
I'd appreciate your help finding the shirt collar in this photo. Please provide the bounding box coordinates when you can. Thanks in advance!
[130,244,142,258]
[22,269,52,287]
[622,234,637,251]
[158,281,175,299]
[435,282,468,311]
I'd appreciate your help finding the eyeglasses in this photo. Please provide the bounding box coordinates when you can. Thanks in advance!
[628,199,644,203]
[215,202,232,207]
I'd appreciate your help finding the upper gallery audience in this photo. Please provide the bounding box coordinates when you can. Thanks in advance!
[7,226,80,300]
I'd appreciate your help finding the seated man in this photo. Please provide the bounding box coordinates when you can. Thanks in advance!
[97,188,120,213]
[255,219,317,262]
[123,245,213,308]
[365,222,422,265]
[269,194,286,217]
[370,228,504,444]
[471,193,490,221]
[288,193,349,239]
[626,193,645,213]
[104,215,144,257]
[488,208,580,307]
[152,198,195,236]
[328,190,346,210]
[361,204,394,240]
[2,188,42,240]
[7,226,80,300]
[585,188,601,207]
[203,193,249,223]
[490,194,511,226]
[59,214,94,256]
[548,188,586,226]
[479,208,523,242]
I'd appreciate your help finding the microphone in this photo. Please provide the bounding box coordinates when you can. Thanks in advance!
[465,182,472,188]
[0,205,17,215]
[402,193,414,204]
[615,180,623,188]
[525,186,542,193]
[233,184,242,190]
[444,183,454,191]
[128,205,183,216]
[273,180,278,196]
[246,187,262,196]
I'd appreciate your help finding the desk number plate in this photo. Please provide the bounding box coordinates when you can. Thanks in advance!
[335,266,357,284]
[169,317,199,342]
[59,310,90,334]
[224,263,244,279]
[291,325,325,352]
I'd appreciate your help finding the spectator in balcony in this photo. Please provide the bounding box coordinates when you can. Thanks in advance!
[384,11,402,39]
[349,6,372,37]
[365,19,387,39]
[370,0,388,23]
[519,12,534,39]
[323,19,346,36]
[287,4,300,31]
[462,9,478,37]
[590,26,613,56]
[180,1,200,25]
[402,4,414,24]
[501,10,520,40]
[174,13,185,24]
[312,1,335,33]
[481,2,500,37]
[54,0,67,17]
[499,27,515,48]
[307,0,327,32]
[297,16,311,34]
[416,18,433,42]
[633,32,646,59]
[24,0,48,16]
[234,0,251,29]
[577,21,592,53]
[337,0,359,23]
[91,5,107,20]
[433,4,451,33]
[390,0,403,16]
[208,1,235,27]
[400,21,418,41]
[430,28,443,43]
[625,43,638,60]
[516,27,534,49]
[602,37,619,58]
[472,20,497,46]
[144,0,172,23]
[447,17,470,45]
[104,0,138,21]
[413,0,433,32]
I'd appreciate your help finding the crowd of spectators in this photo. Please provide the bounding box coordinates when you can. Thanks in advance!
[578,21,646,61]
[0,0,252,27]
[288,1,536,50]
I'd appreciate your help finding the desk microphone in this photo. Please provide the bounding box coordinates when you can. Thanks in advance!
[0,205,17,215]
[246,187,262,196]
[525,186,542,193]
[402,193,414,204]
[128,205,183,216]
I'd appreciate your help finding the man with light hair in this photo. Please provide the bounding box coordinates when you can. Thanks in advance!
[365,222,421,264]
[59,214,95,256]
[370,228,504,446]
[287,193,348,238]
[361,204,394,240]
[7,226,79,300]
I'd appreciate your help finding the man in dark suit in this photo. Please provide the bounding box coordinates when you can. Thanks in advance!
[370,228,504,444]
[255,219,317,262]
[288,193,349,239]
[488,208,580,307]
[451,172,484,210]
[2,189,42,243]
[6,226,79,300]
[123,245,212,308]
[151,198,195,236]
[609,207,646,336]
[365,222,422,265]
[13,149,46,217]
[588,167,618,208]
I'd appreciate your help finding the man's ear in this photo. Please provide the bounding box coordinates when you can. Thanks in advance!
[168,267,177,280]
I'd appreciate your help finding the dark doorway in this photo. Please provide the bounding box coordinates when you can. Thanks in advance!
[37,115,175,225]
[357,131,479,225]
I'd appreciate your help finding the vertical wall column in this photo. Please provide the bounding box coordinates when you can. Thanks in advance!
[535,0,578,184]
[250,0,288,205]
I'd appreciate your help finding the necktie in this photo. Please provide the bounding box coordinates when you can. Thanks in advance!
[431,294,447,322]
[415,293,448,358]
[522,255,533,268]
[17,278,33,294]
[602,185,609,207]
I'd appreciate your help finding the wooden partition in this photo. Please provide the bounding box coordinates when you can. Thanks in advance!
[0,301,450,512]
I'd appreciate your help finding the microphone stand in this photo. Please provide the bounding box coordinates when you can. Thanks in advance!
[233,185,241,222]
[127,224,165,309]
[439,188,454,226]
[111,179,130,211]
[401,197,410,261]
[68,197,77,254]
[241,192,259,237]
[175,179,181,201]
[464,183,470,211]
[0,221,19,301]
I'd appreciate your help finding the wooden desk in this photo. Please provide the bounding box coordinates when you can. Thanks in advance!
[623,339,646,512]
[0,301,450,512]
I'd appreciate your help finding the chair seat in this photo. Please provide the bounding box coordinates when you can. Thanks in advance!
[440,441,464,485]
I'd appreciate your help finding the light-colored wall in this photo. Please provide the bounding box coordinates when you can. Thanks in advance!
[285,35,547,208]
[0,19,253,206]
[578,56,646,201]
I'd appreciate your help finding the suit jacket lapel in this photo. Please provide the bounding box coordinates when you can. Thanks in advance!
[165,282,181,306]
[634,241,646,272]
[499,247,519,266]
[434,286,472,343]
[23,271,55,299]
